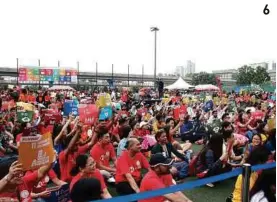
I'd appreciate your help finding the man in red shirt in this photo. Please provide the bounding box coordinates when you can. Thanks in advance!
[115,138,150,195]
[139,153,192,202]
[59,122,94,183]
[90,126,117,183]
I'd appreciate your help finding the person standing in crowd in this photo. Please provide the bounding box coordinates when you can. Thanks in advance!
[90,126,117,183]
[152,130,190,180]
[70,154,112,199]
[115,138,150,195]
[139,153,192,202]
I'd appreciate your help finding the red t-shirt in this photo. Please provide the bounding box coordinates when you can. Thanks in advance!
[139,170,174,202]
[137,129,150,137]
[0,171,38,202]
[59,144,89,182]
[26,169,57,193]
[70,169,106,191]
[115,151,150,183]
[90,143,116,168]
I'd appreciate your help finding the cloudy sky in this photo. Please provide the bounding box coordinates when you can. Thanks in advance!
[0,0,276,75]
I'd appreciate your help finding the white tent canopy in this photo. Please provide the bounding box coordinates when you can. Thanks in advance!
[165,77,194,90]
[48,85,76,91]
[195,84,219,91]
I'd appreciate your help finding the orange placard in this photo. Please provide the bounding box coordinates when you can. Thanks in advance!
[18,132,55,171]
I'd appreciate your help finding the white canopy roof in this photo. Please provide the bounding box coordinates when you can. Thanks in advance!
[195,84,219,91]
[165,77,194,90]
[48,85,76,91]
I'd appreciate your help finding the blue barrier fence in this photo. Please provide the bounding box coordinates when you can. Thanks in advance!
[94,162,276,202]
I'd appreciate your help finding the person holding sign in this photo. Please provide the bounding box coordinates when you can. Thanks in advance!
[0,157,55,201]
[58,121,95,183]
[26,168,66,201]
[70,154,112,199]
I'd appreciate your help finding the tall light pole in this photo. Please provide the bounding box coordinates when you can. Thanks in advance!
[151,27,159,89]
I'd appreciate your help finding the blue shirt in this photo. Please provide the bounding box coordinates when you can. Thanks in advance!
[117,138,127,157]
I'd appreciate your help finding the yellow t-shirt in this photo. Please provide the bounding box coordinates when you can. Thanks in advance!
[232,172,258,202]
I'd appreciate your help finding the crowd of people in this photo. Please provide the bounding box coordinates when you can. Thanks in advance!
[0,86,276,202]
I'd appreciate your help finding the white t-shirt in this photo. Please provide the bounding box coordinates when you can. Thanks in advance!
[250,191,269,202]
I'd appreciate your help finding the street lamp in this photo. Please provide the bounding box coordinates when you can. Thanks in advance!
[150,27,159,89]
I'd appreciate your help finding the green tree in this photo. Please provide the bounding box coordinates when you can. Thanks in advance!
[236,65,270,85]
[252,66,270,84]
[191,72,217,85]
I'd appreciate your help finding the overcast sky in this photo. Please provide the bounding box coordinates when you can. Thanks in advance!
[0,0,276,75]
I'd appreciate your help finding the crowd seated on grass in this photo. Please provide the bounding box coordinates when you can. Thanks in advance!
[0,86,275,202]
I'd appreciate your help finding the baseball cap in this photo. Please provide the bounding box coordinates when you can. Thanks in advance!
[149,153,174,167]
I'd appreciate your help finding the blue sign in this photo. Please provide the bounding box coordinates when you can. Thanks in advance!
[203,100,213,112]
[63,100,79,116]
[99,106,113,120]
[45,184,70,202]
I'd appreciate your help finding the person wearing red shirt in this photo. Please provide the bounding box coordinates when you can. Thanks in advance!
[139,153,192,202]
[26,169,66,200]
[90,127,117,183]
[115,138,150,195]
[70,154,112,199]
[58,122,94,183]
[0,159,54,202]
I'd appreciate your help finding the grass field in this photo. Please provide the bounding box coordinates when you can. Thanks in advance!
[107,144,236,202]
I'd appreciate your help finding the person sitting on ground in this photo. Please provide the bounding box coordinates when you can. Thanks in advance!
[0,158,55,201]
[195,134,230,187]
[90,126,117,183]
[115,138,150,195]
[58,121,94,183]
[70,154,111,199]
[117,125,131,157]
[139,153,192,202]
[70,178,103,202]
[27,168,66,201]
[249,168,276,202]
[151,130,190,180]
[232,146,269,202]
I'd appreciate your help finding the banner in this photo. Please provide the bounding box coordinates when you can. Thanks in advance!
[18,132,55,171]
[63,100,79,116]
[99,106,113,120]
[45,184,70,202]
[18,66,77,84]
[79,104,99,125]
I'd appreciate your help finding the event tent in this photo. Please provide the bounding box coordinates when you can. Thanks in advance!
[195,84,219,91]
[164,77,194,90]
[48,85,76,91]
